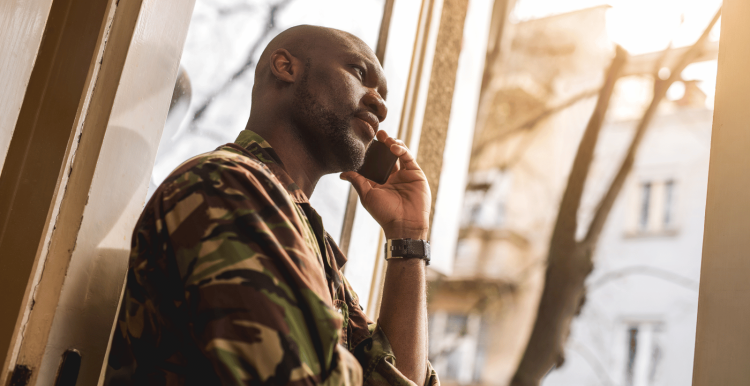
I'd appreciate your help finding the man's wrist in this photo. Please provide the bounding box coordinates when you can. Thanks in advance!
[386,257,426,267]
[383,228,429,240]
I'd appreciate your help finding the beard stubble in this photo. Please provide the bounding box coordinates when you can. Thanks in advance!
[292,60,368,173]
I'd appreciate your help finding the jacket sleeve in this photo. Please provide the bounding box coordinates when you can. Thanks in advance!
[125,155,362,385]
[354,324,439,386]
[339,276,439,386]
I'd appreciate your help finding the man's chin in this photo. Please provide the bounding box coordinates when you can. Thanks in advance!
[323,128,369,173]
[340,152,365,173]
[336,143,366,173]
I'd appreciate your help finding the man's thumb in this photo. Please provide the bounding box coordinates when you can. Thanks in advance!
[340,172,368,199]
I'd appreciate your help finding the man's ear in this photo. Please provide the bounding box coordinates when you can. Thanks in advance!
[269,48,299,83]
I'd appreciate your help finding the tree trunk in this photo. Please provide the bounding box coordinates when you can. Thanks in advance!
[510,46,628,386]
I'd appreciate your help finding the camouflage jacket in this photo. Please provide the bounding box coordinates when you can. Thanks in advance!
[105,130,439,386]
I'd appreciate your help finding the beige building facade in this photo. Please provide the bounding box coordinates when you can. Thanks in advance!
[428,7,613,384]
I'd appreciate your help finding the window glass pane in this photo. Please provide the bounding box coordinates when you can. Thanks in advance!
[472,316,490,382]
[626,326,638,386]
[640,182,652,231]
[623,322,664,386]
[151,0,386,243]
[445,313,468,334]
[664,180,675,227]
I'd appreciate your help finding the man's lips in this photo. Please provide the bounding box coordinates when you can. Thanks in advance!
[355,113,379,139]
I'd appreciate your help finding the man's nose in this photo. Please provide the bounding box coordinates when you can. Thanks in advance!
[363,91,388,122]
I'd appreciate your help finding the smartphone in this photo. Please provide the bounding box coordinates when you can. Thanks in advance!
[357,140,398,185]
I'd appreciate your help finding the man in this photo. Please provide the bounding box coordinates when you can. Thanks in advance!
[105,25,437,386]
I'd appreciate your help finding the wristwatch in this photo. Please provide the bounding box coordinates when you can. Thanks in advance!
[384,239,431,265]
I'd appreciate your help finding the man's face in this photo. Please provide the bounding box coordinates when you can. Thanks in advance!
[290,39,388,173]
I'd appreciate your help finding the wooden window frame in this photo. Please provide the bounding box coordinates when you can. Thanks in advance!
[0,0,195,384]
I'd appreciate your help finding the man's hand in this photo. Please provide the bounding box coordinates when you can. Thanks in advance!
[341,131,430,385]
[340,130,431,240]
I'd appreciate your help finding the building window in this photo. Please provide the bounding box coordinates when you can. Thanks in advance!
[444,314,469,380]
[629,179,677,236]
[429,312,486,384]
[623,322,663,386]
[462,189,489,227]
[639,182,652,231]
[461,169,512,229]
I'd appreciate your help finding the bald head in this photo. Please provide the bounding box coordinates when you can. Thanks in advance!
[253,25,380,98]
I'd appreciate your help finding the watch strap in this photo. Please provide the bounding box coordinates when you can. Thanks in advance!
[384,239,430,265]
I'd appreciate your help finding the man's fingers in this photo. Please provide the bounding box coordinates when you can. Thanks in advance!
[375,130,419,171]
[340,171,372,198]
[389,143,419,170]
[376,131,406,147]
[373,130,419,171]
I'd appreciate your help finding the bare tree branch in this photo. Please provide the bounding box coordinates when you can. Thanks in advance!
[216,3,257,16]
[474,34,720,167]
[190,0,295,126]
[622,40,720,78]
[474,37,720,163]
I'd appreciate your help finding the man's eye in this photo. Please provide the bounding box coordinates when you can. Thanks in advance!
[354,66,366,80]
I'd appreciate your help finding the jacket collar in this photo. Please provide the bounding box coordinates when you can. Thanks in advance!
[227,130,348,268]
[230,130,309,204]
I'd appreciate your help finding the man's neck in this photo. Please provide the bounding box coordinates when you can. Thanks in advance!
[247,122,325,198]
